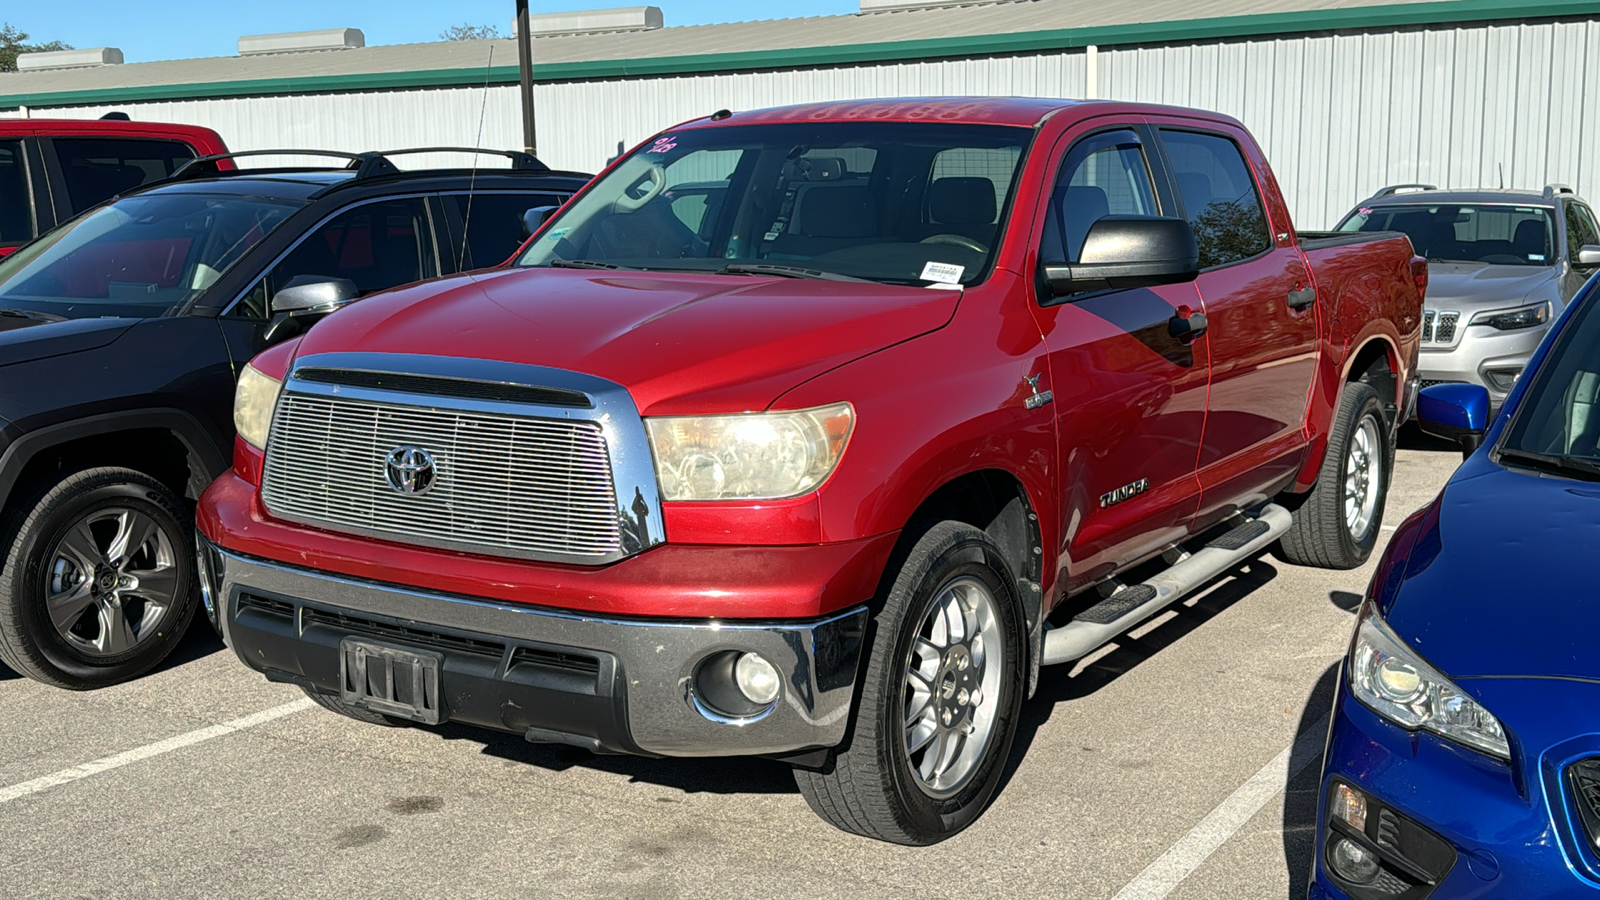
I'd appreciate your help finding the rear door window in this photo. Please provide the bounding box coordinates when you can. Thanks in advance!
[1159,130,1272,269]
[441,191,570,270]
[0,140,33,245]
[52,138,197,213]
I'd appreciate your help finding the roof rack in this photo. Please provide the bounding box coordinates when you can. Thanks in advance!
[1545,183,1575,200]
[169,146,550,182]
[1370,183,1437,199]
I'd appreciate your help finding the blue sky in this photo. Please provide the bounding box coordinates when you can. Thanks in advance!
[9,2,857,64]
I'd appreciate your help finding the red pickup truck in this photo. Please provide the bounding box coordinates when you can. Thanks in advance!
[197,98,1423,844]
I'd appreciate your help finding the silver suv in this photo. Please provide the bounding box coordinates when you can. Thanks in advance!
[1336,184,1600,409]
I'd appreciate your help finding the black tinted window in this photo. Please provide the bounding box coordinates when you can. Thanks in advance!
[0,140,32,245]
[443,192,568,270]
[1161,130,1271,268]
[53,138,196,213]
[1568,203,1600,263]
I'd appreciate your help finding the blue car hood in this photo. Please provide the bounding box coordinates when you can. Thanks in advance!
[1385,462,1600,680]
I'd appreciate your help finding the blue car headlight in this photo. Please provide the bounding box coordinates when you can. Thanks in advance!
[1349,606,1511,760]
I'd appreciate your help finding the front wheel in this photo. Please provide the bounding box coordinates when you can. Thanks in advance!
[794,521,1025,844]
[1277,381,1393,569]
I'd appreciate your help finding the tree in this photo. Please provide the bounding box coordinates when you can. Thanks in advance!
[0,23,72,72]
[440,24,503,41]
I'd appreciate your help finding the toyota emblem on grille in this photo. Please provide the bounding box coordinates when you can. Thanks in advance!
[383,446,438,495]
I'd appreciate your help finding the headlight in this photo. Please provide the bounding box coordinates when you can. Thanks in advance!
[1348,606,1510,759]
[645,403,854,501]
[233,364,283,450]
[1471,300,1551,331]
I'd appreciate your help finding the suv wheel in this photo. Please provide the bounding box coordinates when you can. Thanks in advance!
[0,468,197,689]
[1277,382,1393,569]
[794,521,1024,844]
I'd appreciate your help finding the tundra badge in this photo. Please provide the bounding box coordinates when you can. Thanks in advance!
[1099,478,1150,509]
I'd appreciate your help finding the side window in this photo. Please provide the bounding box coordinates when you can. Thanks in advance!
[443,192,569,270]
[1567,202,1600,265]
[1160,130,1272,269]
[1042,130,1158,265]
[0,140,32,245]
[233,198,435,319]
[52,138,196,212]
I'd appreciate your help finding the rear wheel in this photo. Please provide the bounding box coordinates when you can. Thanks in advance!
[1277,382,1392,569]
[0,468,197,689]
[794,521,1024,845]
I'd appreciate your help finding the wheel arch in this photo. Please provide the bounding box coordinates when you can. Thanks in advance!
[1343,335,1401,431]
[0,410,229,511]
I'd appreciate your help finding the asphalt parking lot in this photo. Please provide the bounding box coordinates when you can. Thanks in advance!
[0,436,1460,900]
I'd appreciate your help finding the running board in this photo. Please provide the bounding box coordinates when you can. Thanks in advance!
[1040,504,1292,666]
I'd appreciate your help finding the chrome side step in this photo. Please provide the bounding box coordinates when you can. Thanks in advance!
[1040,503,1292,666]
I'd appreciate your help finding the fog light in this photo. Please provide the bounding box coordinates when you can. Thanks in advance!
[1332,837,1381,885]
[1332,782,1368,831]
[1482,367,1522,394]
[734,652,780,705]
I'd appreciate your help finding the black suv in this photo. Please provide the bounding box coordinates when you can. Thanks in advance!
[0,148,588,689]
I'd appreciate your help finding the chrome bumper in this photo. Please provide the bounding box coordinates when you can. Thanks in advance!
[206,542,867,758]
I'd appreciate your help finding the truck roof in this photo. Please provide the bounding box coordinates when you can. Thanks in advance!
[0,116,228,153]
[690,97,1242,130]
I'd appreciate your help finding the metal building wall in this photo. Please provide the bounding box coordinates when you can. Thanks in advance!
[19,16,1600,229]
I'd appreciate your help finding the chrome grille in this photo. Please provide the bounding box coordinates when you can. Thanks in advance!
[261,391,623,563]
[1421,310,1435,343]
[1421,309,1460,345]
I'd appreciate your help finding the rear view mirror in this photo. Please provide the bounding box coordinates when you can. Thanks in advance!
[1418,383,1490,459]
[264,275,359,345]
[522,206,559,238]
[1579,244,1600,267]
[1041,216,1199,297]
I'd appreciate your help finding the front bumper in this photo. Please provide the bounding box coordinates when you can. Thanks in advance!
[1313,674,1600,898]
[1419,321,1549,406]
[204,539,868,758]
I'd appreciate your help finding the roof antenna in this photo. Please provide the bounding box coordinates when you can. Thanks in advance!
[458,45,495,272]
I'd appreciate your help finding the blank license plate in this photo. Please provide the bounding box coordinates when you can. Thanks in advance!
[339,639,443,725]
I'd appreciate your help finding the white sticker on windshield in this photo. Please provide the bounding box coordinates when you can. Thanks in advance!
[547,227,571,242]
[1530,254,1546,261]
[921,261,965,284]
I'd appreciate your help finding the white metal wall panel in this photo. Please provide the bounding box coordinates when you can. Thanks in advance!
[24,17,1600,229]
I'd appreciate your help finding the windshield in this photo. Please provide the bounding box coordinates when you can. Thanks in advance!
[0,193,304,318]
[1338,203,1555,266]
[1502,293,1600,471]
[517,121,1031,285]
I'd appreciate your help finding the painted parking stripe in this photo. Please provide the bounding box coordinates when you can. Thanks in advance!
[0,698,314,806]
[1110,715,1330,900]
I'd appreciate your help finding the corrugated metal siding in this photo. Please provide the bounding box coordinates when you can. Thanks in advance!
[23,17,1600,229]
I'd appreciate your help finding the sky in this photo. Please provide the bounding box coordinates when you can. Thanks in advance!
[8,1,859,64]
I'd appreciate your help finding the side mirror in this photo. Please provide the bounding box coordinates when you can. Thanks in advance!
[1418,383,1490,459]
[1578,244,1600,267]
[263,275,359,345]
[522,206,559,238]
[1041,216,1200,297]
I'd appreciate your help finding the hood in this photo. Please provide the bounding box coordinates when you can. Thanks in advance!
[0,316,135,368]
[1422,263,1562,314]
[296,268,961,415]
[1383,461,1600,680]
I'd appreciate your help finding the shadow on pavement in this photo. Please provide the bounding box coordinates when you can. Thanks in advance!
[146,617,228,676]
[1282,591,1363,898]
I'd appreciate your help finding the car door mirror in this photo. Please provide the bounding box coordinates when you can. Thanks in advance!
[263,275,360,344]
[1578,244,1600,267]
[1041,216,1200,297]
[522,206,560,238]
[1418,382,1491,459]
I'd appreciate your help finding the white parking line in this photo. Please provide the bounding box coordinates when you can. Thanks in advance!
[1109,715,1330,900]
[0,698,314,806]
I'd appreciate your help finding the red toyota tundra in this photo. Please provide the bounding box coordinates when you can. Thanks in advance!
[197,99,1423,844]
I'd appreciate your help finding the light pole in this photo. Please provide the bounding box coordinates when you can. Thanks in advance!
[515,0,537,156]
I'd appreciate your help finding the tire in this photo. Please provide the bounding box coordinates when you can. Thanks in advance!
[0,467,198,690]
[300,686,408,727]
[794,521,1025,845]
[1277,382,1393,570]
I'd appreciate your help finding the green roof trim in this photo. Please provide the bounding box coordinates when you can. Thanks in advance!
[3,0,1597,110]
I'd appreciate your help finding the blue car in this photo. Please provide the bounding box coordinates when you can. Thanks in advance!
[1312,275,1600,898]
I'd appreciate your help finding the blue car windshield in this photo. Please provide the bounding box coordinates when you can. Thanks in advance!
[1340,203,1555,267]
[0,193,303,319]
[1503,296,1600,463]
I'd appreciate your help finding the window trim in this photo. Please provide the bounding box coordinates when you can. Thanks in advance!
[1154,126,1277,273]
[219,192,441,320]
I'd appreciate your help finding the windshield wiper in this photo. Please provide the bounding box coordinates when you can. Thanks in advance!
[719,263,871,283]
[1497,447,1600,481]
[546,259,634,271]
[0,308,65,323]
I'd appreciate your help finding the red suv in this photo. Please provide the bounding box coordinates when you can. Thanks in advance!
[0,115,229,257]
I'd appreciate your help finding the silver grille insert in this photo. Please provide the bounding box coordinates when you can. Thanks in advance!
[262,392,623,562]
[1421,310,1460,345]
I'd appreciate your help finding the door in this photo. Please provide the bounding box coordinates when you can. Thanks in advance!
[438,190,574,271]
[1029,125,1210,588]
[1153,125,1319,521]
[218,196,440,371]
[42,137,198,220]
[1563,200,1600,302]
